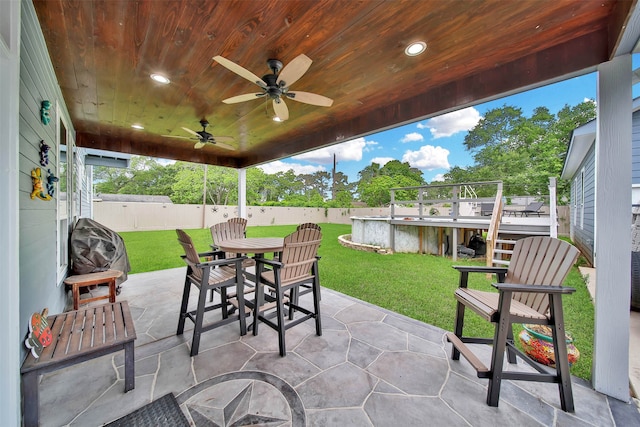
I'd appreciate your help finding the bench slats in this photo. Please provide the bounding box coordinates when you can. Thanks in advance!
[21,302,137,373]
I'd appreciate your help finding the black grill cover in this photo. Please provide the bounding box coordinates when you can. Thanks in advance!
[70,218,130,286]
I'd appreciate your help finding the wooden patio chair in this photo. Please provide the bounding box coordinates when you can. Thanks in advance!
[227,217,247,236]
[253,227,322,356]
[293,223,322,301]
[211,221,257,285]
[176,229,249,356]
[446,236,580,412]
[520,201,544,217]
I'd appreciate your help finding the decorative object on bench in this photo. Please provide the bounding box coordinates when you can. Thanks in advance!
[24,309,52,358]
[21,301,136,427]
[64,269,122,310]
[70,218,131,293]
[253,227,322,356]
[518,323,580,367]
[176,229,249,357]
[446,236,579,412]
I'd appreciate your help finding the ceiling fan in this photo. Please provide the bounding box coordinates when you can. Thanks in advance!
[163,119,235,150]
[213,54,333,121]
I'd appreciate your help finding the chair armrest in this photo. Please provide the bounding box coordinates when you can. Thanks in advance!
[254,257,283,269]
[199,249,224,258]
[492,283,576,294]
[453,266,507,274]
[453,265,508,288]
[196,255,247,269]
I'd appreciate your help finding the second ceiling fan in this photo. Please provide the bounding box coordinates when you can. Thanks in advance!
[213,54,333,121]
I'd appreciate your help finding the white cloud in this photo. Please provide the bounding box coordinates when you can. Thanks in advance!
[401,132,424,143]
[292,137,370,164]
[417,107,481,139]
[370,157,395,166]
[402,145,450,170]
[258,160,325,175]
[431,173,446,182]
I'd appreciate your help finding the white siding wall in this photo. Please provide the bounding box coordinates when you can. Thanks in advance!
[19,1,76,347]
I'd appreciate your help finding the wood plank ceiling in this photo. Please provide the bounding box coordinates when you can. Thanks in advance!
[33,0,634,169]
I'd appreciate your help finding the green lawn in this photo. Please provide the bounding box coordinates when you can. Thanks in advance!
[120,223,594,380]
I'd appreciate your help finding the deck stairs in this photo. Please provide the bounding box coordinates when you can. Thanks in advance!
[491,223,552,267]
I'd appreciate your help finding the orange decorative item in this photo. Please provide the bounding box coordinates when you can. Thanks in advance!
[518,324,580,367]
[24,309,52,358]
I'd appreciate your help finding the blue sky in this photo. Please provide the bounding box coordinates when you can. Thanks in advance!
[259,55,640,184]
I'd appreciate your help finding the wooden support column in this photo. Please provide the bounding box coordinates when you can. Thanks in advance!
[593,55,632,401]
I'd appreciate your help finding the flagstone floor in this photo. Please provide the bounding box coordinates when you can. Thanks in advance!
[37,267,640,426]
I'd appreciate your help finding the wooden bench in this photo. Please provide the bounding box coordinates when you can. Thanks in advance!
[64,269,122,310]
[21,301,136,427]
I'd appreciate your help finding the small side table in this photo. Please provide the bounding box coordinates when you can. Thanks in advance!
[64,270,123,310]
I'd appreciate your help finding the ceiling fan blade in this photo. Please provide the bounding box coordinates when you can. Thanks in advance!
[273,98,289,121]
[213,55,266,88]
[181,127,200,137]
[212,136,234,143]
[162,134,195,141]
[287,91,334,107]
[214,141,236,150]
[276,54,312,87]
[194,141,206,149]
[222,93,265,104]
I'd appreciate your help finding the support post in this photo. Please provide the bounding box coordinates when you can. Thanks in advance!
[593,55,632,401]
[238,168,247,219]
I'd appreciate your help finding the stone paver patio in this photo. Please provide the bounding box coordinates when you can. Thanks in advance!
[36,267,640,426]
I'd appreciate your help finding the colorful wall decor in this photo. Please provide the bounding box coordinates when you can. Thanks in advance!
[39,140,50,166]
[30,167,52,201]
[40,100,51,125]
[46,170,59,197]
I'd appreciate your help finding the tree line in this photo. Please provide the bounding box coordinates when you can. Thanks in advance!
[94,101,595,207]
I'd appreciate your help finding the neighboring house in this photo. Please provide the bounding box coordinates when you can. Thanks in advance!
[561,97,640,266]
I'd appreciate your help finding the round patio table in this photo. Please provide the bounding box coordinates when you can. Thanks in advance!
[215,237,284,254]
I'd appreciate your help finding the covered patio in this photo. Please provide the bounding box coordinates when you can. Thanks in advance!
[36,268,639,426]
[4,1,640,424]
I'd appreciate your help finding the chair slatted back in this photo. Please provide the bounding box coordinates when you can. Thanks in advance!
[211,221,247,260]
[228,217,247,236]
[296,223,321,232]
[176,229,204,281]
[211,221,244,243]
[505,236,579,314]
[279,228,322,283]
[523,201,544,212]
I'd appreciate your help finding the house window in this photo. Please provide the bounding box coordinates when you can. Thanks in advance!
[56,108,74,284]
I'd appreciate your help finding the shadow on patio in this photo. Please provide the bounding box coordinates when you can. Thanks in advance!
[37,267,639,426]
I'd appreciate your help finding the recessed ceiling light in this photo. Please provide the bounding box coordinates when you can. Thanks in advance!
[131,124,144,130]
[405,41,426,56]
[150,73,170,84]
[273,116,283,122]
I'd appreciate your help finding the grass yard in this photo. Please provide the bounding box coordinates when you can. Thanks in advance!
[120,223,594,380]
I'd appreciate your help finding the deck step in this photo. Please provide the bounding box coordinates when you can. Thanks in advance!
[493,248,513,255]
[492,259,510,266]
[446,333,490,377]
[496,238,517,245]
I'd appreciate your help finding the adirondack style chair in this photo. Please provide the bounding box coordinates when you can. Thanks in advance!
[446,236,580,411]
[253,228,322,356]
[211,221,257,285]
[176,229,248,356]
[227,217,248,236]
